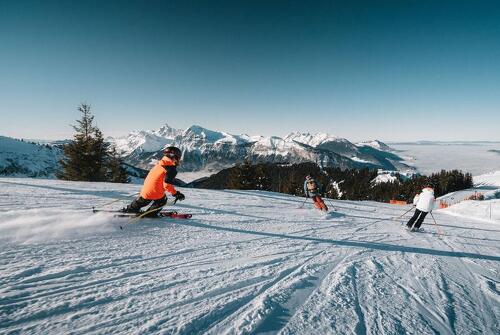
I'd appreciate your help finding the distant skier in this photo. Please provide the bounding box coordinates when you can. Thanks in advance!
[123,146,185,217]
[304,175,328,212]
[406,186,436,231]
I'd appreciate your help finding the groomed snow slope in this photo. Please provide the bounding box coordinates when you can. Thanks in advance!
[436,171,500,223]
[0,178,499,334]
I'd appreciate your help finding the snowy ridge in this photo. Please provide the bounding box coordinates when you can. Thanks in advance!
[284,132,345,147]
[474,170,500,188]
[112,130,172,156]
[357,140,395,152]
[0,136,149,181]
[0,136,62,177]
[0,177,499,334]
[111,123,182,156]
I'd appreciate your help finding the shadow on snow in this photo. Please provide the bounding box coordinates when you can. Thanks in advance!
[173,221,500,262]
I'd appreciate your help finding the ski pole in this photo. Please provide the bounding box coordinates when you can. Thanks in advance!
[93,192,139,209]
[136,207,162,219]
[325,198,336,211]
[398,206,416,225]
[362,206,415,230]
[430,212,444,237]
[298,197,308,209]
[131,198,176,222]
[398,206,415,219]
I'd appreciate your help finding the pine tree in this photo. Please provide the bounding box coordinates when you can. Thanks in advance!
[59,103,129,183]
[239,160,256,190]
[89,127,109,181]
[58,104,96,181]
[255,164,272,191]
[107,146,130,183]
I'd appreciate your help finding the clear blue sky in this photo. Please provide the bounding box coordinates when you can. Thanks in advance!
[1,0,499,141]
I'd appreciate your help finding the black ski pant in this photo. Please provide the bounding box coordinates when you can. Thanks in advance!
[125,195,167,216]
[406,208,428,229]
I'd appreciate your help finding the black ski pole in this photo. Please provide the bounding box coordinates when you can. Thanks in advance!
[298,197,308,209]
[325,198,336,212]
[430,212,444,236]
[93,192,139,210]
[398,206,415,224]
[366,206,415,231]
[400,206,414,217]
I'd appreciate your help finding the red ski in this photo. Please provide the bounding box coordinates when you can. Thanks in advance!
[158,211,192,219]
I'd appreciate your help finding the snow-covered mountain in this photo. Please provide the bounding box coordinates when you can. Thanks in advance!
[0,136,148,181]
[111,124,183,156]
[1,177,498,333]
[357,139,395,152]
[0,136,63,177]
[0,125,412,180]
[109,124,411,174]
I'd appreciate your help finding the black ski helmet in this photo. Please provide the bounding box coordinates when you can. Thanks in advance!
[163,146,182,160]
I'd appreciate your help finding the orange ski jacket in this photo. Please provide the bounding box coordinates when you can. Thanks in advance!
[140,156,178,200]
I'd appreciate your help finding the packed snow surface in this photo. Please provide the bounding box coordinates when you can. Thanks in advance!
[0,178,499,334]
[436,170,500,223]
[442,199,500,223]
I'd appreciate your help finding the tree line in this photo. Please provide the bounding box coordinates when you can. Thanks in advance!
[192,161,473,202]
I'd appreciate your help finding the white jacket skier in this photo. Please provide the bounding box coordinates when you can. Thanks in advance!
[413,187,436,212]
[406,186,436,231]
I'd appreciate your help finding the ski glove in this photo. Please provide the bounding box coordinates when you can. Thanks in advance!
[173,191,185,202]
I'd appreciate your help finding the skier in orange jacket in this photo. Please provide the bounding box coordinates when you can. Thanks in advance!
[123,146,185,217]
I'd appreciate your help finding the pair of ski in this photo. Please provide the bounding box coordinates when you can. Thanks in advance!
[405,226,425,233]
[92,208,192,219]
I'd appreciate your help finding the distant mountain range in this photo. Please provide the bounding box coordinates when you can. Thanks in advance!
[107,124,414,174]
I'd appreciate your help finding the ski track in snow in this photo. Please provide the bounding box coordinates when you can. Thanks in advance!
[0,178,499,334]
